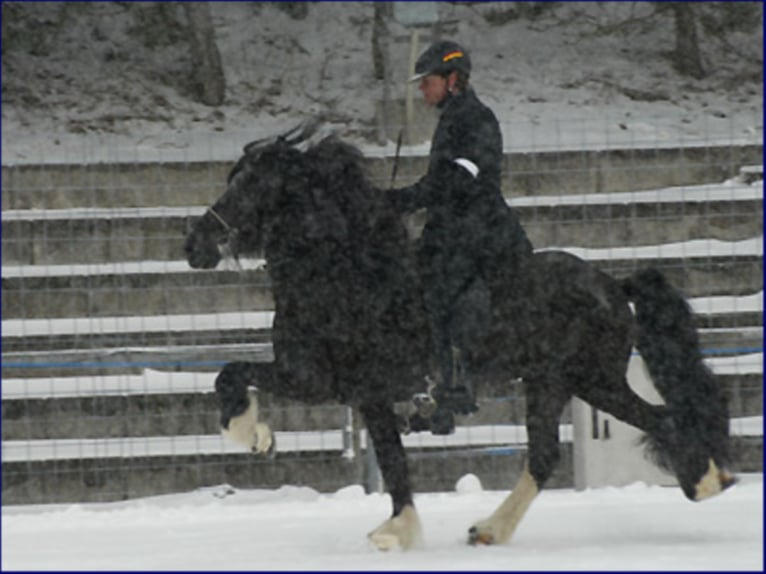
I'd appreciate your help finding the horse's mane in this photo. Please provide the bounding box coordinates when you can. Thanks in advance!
[305,134,366,168]
[295,135,406,250]
[303,135,370,193]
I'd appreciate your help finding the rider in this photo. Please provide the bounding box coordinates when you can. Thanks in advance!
[388,40,533,432]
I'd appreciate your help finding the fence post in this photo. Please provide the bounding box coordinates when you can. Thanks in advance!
[365,431,383,494]
[342,406,355,460]
[573,353,677,490]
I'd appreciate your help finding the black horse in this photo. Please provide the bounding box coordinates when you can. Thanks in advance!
[184,122,736,550]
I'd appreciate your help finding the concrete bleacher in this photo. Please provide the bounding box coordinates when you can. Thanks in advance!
[2,145,763,505]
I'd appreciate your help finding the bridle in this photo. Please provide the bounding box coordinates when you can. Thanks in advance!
[196,117,324,268]
[207,206,241,266]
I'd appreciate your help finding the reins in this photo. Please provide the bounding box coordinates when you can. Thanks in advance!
[390,129,404,188]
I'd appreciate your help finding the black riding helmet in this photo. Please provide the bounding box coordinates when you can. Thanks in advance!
[409,40,471,82]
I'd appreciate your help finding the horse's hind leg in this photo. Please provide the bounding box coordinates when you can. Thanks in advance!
[469,380,570,545]
[361,401,422,551]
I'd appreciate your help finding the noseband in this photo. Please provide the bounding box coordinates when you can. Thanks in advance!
[207,206,241,264]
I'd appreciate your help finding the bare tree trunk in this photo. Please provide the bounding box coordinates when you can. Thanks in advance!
[372,3,394,144]
[670,2,705,79]
[183,2,225,106]
[372,3,388,81]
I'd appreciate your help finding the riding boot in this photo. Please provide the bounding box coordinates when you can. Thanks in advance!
[428,340,457,434]
[432,346,479,416]
[426,345,479,435]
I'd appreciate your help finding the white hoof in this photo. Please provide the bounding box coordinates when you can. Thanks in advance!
[468,518,503,546]
[221,390,275,455]
[468,466,539,546]
[251,422,275,455]
[694,459,737,501]
[368,505,422,551]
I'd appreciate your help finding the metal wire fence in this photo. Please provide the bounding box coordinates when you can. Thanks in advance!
[2,116,762,505]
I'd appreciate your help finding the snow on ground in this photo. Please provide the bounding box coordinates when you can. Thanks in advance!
[2,473,763,571]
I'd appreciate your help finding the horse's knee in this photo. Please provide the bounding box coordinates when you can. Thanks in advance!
[215,362,253,422]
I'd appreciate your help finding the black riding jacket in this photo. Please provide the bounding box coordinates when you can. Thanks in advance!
[390,87,532,287]
[391,87,504,213]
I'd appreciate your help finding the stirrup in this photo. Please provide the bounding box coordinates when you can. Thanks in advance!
[400,377,476,436]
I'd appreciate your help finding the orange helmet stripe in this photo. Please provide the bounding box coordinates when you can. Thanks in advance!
[442,51,464,62]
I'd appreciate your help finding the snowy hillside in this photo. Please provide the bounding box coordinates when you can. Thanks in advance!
[2,2,762,164]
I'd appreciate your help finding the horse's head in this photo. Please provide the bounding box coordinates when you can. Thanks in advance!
[184,120,322,269]
[184,118,381,271]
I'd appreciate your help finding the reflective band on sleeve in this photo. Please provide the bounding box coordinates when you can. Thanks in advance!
[454,158,479,178]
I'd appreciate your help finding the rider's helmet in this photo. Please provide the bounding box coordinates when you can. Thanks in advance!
[409,40,471,82]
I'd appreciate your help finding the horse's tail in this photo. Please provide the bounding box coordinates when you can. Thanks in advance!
[621,268,707,400]
[621,268,734,499]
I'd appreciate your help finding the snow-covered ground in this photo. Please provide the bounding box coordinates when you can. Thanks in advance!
[2,473,763,571]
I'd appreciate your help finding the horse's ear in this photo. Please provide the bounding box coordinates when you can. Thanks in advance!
[240,117,321,155]
[283,116,324,147]
[242,138,268,155]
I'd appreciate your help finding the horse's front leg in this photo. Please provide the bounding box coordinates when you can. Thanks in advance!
[469,381,569,545]
[215,361,276,455]
[360,401,422,551]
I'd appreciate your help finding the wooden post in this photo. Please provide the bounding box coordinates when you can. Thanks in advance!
[404,28,421,145]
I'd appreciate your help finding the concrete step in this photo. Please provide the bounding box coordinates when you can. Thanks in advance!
[1,315,761,358]
[4,319,761,380]
[2,322,272,353]
[3,327,761,385]
[2,371,761,441]
[1,207,197,266]
[1,392,349,441]
[3,276,760,382]
[2,263,274,319]
[3,145,761,210]
[3,238,762,319]
[1,448,364,505]
[512,181,763,250]
[0,343,272,379]
[739,164,764,184]
[698,328,763,356]
[3,181,762,266]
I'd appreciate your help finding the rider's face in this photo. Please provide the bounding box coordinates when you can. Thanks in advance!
[418,74,449,107]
